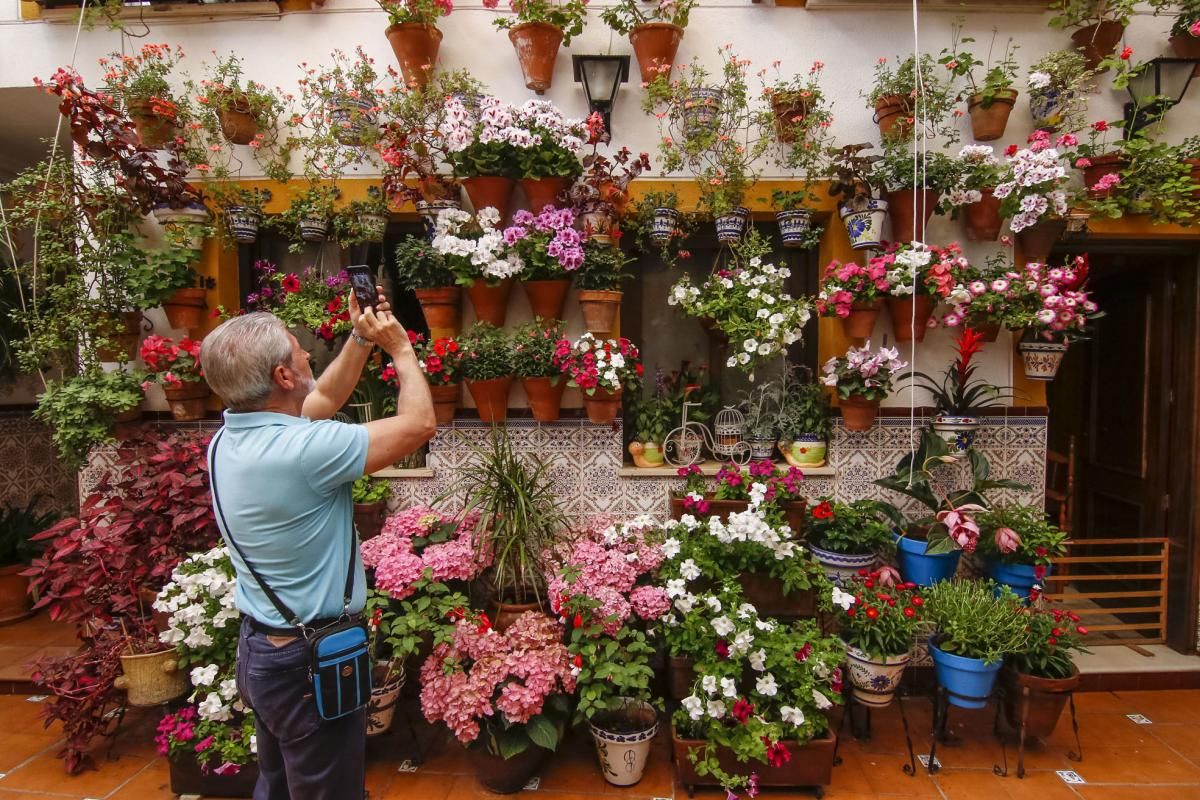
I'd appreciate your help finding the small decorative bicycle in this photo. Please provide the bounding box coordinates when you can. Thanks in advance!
[664,401,751,467]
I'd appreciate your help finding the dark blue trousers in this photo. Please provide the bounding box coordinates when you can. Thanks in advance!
[236,618,366,800]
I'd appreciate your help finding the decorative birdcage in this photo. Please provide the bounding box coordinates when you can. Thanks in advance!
[712,406,746,459]
[665,402,751,467]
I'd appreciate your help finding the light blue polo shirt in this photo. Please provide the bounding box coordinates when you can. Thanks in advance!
[208,411,369,627]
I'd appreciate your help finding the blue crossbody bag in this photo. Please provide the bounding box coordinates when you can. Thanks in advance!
[210,429,372,721]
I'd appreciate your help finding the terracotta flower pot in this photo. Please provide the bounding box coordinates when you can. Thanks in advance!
[1016,218,1068,264]
[0,564,34,625]
[887,294,934,343]
[385,23,443,89]
[1072,21,1125,71]
[163,382,211,421]
[888,189,939,243]
[874,94,911,140]
[772,93,809,143]
[521,279,571,322]
[519,176,570,213]
[583,386,622,425]
[841,298,884,340]
[840,394,880,432]
[466,278,514,327]
[1002,666,1081,739]
[963,189,1004,241]
[163,287,207,331]
[217,96,258,145]
[466,377,512,424]
[1170,33,1200,76]
[577,289,622,337]
[462,175,515,225]
[491,601,544,633]
[429,382,460,426]
[127,97,178,149]
[469,740,548,793]
[967,89,1018,142]
[629,22,683,83]
[508,22,563,94]
[98,311,143,362]
[414,286,461,340]
[353,501,388,542]
[967,314,1001,342]
[521,377,565,422]
[1082,152,1127,198]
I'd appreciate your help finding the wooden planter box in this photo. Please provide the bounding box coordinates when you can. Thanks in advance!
[670,496,808,536]
[169,756,259,798]
[672,727,836,796]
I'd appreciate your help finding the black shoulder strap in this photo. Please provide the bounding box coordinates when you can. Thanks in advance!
[209,428,357,630]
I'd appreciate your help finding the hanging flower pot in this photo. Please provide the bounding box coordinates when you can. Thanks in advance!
[583,386,622,425]
[467,278,514,327]
[841,298,884,340]
[894,531,962,586]
[114,647,187,707]
[650,207,679,244]
[966,313,1001,342]
[778,435,827,469]
[579,210,616,245]
[874,94,911,140]
[520,176,570,213]
[844,644,911,708]
[299,215,331,243]
[840,394,879,432]
[469,741,548,794]
[97,312,143,362]
[1015,217,1067,263]
[1002,666,1081,739]
[163,287,208,331]
[127,97,178,149]
[1071,21,1125,71]
[385,23,443,89]
[417,198,463,241]
[888,189,939,243]
[462,176,516,225]
[521,279,571,322]
[329,95,378,146]
[577,289,622,337]
[1170,32,1200,76]
[163,382,211,421]
[414,286,461,340]
[589,701,659,787]
[367,664,406,736]
[1029,88,1073,133]
[771,93,809,143]
[429,382,460,426]
[775,208,814,248]
[931,413,981,452]
[1018,340,1069,381]
[628,441,665,468]
[1082,152,1127,198]
[522,376,565,422]
[966,89,1019,142]
[466,377,512,424]
[152,203,211,228]
[963,189,1003,241]
[216,95,258,145]
[810,544,876,585]
[224,206,261,244]
[508,21,563,94]
[929,639,1003,710]
[887,294,934,343]
[714,206,750,243]
[839,199,888,250]
[683,87,723,135]
[629,22,683,83]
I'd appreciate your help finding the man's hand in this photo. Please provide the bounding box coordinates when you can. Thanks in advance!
[349,286,391,342]
[357,305,411,359]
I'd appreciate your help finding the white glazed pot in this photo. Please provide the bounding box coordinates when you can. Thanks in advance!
[809,544,876,585]
[1018,341,1068,381]
[588,701,659,787]
[844,643,911,708]
[839,199,888,250]
[930,414,981,452]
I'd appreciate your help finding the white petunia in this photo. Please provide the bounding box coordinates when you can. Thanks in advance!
[190,664,219,688]
[682,695,704,720]
[831,586,857,611]
[812,689,833,710]
[720,677,738,698]
[679,559,701,581]
[781,705,806,727]
[711,615,736,637]
[662,537,681,559]
[701,675,718,695]
[748,649,767,672]
[707,699,727,719]
[756,674,779,696]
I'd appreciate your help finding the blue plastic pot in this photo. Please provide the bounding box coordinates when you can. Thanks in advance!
[983,559,1049,600]
[893,533,962,587]
[928,640,1003,709]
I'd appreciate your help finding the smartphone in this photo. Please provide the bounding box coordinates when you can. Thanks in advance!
[346,265,378,311]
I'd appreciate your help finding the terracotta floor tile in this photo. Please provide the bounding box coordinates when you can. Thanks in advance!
[1074,786,1200,800]
[1113,690,1200,725]
[103,758,172,799]
[0,648,43,682]
[0,749,151,796]
[378,770,456,800]
[0,697,59,736]
[997,770,1084,800]
[933,768,1013,800]
[0,734,59,774]
[1069,691,1141,716]
[857,752,943,797]
[364,755,400,799]
[1064,742,1200,784]
[1044,710,1158,751]
[1147,724,1200,767]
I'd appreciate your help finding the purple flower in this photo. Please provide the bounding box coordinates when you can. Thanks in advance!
[512,209,535,225]
[560,247,584,271]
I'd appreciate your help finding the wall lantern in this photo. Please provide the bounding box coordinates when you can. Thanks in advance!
[1123,57,1200,138]
[572,54,630,137]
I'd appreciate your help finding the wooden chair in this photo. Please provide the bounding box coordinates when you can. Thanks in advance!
[1045,437,1076,533]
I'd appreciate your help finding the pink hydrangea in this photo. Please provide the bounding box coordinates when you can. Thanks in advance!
[360,505,489,599]
[629,585,671,620]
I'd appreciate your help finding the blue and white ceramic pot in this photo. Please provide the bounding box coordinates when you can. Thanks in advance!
[931,414,981,452]
[589,700,659,787]
[224,206,261,244]
[714,206,750,243]
[809,544,876,585]
[651,207,679,244]
[844,643,911,708]
[776,208,814,248]
[839,199,888,250]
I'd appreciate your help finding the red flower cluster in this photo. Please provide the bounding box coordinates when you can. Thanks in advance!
[409,335,465,386]
[762,738,791,768]
[139,334,204,388]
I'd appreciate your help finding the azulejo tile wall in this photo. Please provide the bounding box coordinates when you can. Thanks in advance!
[0,412,77,515]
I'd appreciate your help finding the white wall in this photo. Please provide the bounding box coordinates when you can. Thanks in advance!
[1,1,1192,408]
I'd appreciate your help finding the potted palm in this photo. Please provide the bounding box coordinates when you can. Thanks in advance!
[1003,599,1089,738]
[513,319,568,422]
[939,29,1021,142]
[924,579,1028,709]
[395,235,459,340]
[901,327,1013,452]
[819,342,907,432]
[490,0,589,94]
[0,499,57,625]
[975,504,1069,599]
[601,0,696,83]
[459,322,515,425]
[378,0,452,89]
[834,571,925,708]
[805,499,893,584]
[1048,0,1137,70]
[775,370,831,468]
[827,143,887,250]
[431,207,522,327]
[351,475,390,541]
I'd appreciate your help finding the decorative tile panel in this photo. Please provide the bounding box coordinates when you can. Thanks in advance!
[0,412,78,516]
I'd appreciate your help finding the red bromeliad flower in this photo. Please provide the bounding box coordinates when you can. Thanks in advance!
[731,698,755,724]
[954,327,984,391]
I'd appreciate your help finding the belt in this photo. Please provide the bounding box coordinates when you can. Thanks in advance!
[244,615,355,638]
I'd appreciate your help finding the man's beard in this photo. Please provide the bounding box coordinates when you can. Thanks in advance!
[302,376,317,396]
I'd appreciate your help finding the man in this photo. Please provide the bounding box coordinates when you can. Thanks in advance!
[200,287,435,800]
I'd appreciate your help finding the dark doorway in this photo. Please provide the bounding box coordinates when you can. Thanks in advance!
[1046,245,1200,653]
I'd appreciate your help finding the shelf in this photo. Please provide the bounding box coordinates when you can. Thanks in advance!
[37,0,280,22]
[801,0,1046,10]
[371,467,434,479]
[618,462,836,478]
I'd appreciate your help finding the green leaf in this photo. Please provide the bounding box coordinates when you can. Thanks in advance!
[525,714,560,752]
[497,729,530,760]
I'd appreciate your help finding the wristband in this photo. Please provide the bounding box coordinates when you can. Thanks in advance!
[351,333,373,349]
